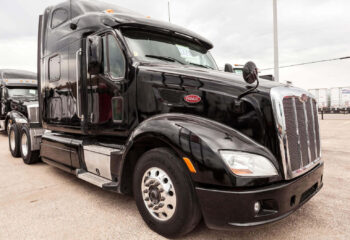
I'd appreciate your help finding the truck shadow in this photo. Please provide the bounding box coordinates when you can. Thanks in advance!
[46,165,323,240]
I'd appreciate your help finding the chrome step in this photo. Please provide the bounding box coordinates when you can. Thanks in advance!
[77,170,118,191]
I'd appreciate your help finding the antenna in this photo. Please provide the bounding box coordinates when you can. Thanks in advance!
[70,0,72,20]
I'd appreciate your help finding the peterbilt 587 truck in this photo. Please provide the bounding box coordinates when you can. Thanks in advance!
[9,0,323,237]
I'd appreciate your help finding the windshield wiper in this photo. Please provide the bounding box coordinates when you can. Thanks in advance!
[188,62,214,70]
[145,55,185,65]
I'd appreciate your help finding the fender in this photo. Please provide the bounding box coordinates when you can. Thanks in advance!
[6,111,28,126]
[120,113,282,190]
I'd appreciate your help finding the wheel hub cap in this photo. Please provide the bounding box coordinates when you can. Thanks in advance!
[141,167,176,221]
[21,133,28,157]
[10,130,15,151]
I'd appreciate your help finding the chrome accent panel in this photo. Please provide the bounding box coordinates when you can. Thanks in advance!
[270,86,322,180]
[27,103,40,123]
[83,145,120,180]
[30,128,45,151]
[0,120,5,131]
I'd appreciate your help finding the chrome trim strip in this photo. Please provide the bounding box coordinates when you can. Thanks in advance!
[270,86,322,180]
[76,49,82,118]
[303,101,312,163]
[310,100,317,158]
[292,97,303,169]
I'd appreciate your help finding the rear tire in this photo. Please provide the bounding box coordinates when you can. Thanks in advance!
[20,125,40,165]
[9,124,21,157]
[133,148,201,238]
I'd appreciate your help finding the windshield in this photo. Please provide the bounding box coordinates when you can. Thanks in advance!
[7,88,38,98]
[123,29,218,70]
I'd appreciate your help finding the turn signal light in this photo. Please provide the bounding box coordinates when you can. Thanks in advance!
[183,157,196,173]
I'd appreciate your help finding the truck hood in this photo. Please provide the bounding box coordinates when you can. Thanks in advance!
[138,62,285,95]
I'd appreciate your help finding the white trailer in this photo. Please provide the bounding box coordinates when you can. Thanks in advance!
[309,88,329,112]
[330,87,350,113]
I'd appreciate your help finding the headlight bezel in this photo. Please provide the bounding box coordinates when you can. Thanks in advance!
[219,150,279,178]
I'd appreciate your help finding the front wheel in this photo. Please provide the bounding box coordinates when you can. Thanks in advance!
[20,125,40,164]
[133,148,201,238]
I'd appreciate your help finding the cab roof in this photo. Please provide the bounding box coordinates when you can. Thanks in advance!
[0,69,37,87]
[48,0,214,49]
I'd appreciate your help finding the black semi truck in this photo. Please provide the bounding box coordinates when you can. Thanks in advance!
[0,69,44,163]
[9,0,323,237]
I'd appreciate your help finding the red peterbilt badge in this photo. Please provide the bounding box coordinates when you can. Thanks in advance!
[184,95,201,104]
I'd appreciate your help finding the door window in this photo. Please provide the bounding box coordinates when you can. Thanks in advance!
[106,35,126,79]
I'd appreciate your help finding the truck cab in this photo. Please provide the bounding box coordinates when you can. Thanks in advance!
[0,69,38,133]
[18,0,326,237]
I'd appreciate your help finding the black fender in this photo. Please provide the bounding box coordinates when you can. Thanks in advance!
[119,113,282,191]
[6,111,28,126]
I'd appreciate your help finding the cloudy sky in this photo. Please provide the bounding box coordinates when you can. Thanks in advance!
[0,0,349,90]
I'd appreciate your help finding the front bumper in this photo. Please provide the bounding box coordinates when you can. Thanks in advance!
[196,163,324,230]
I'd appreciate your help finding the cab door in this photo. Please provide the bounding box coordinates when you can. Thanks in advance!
[86,32,129,134]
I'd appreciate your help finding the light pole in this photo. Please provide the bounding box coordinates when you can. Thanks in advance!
[168,0,171,22]
[273,0,280,82]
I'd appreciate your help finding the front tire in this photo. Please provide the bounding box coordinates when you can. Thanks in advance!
[20,125,40,164]
[133,148,201,238]
[9,124,21,157]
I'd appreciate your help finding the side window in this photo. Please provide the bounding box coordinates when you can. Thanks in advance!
[51,9,68,29]
[48,55,61,82]
[107,35,126,79]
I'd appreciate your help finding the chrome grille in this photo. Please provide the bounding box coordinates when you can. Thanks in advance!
[27,104,39,123]
[271,86,321,180]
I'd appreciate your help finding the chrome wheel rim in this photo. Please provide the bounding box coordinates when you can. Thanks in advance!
[10,129,15,151]
[7,123,11,134]
[141,167,177,221]
[21,133,28,157]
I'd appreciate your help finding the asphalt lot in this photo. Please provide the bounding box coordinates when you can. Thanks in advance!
[1,115,350,240]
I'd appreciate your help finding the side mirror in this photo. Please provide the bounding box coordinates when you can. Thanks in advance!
[88,36,103,75]
[224,63,233,73]
[243,61,258,84]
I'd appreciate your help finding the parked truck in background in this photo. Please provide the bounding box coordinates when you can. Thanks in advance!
[330,87,350,113]
[8,0,324,237]
[0,69,44,163]
[309,88,329,112]
[0,69,38,133]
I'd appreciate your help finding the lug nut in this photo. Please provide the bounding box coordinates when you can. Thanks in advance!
[148,203,154,208]
[143,189,149,193]
[145,197,150,201]
[158,203,164,208]
[159,188,164,192]
[160,197,165,201]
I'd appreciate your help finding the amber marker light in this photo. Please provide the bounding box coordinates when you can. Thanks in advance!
[183,157,196,173]
[105,9,114,13]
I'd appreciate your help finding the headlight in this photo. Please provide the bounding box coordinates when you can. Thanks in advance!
[220,151,278,177]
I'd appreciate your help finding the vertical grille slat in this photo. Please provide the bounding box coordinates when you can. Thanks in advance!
[306,99,317,161]
[295,100,310,166]
[312,100,321,157]
[283,98,301,171]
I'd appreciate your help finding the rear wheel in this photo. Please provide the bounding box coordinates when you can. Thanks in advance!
[9,124,21,157]
[20,125,40,164]
[133,148,201,238]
